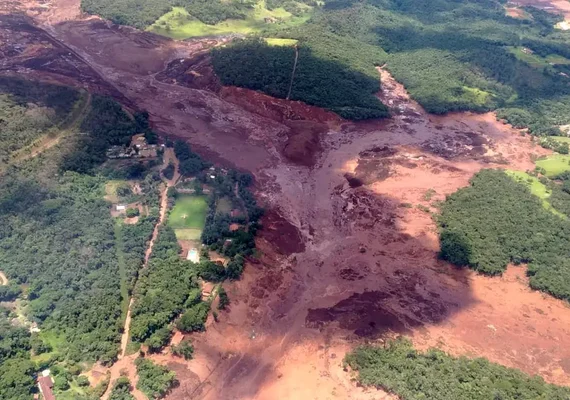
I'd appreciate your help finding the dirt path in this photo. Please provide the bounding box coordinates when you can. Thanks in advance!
[286,45,299,100]
[0,271,7,286]
[102,150,180,400]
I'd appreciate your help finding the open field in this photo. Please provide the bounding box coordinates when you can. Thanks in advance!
[148,5,310,39]
[505,170,566,218]
[169,195,207,240]
[551,135,570,143]
[173,228,203,240]
[536,154,570,176]
[104,179,128,203]
[265,37,299,46]
[215,196,232,214]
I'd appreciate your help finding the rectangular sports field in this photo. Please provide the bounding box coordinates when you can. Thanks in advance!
[168,195,208,240]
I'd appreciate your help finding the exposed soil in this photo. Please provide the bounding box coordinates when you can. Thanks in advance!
[0,271,7,286]
[2,0,570,399]
[510,0,570,19]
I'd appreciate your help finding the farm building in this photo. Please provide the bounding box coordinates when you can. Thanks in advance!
[37,371,55,400]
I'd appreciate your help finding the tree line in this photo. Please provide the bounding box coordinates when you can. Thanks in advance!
[345,338,570,399]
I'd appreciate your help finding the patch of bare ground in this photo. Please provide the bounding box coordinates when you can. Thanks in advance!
[508,0,570,19]
[3,0,570,398]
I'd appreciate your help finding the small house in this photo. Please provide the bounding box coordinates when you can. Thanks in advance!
[116,205,126,212]
[38,371,55,400]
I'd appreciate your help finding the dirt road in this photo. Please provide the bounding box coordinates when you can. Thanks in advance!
[0,271,7,286]
[102,149,180,400]
[4,1,570,399]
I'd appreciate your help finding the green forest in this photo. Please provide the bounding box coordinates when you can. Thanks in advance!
[0,77,79,166]
[0,77,164,399]
[345,338,570,400]
[80,0,255,29]
[438,169,570,301]
[81,0,570,129]
[212,38,389,119]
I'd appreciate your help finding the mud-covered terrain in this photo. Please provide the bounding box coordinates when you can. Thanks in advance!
[4,0,570,398]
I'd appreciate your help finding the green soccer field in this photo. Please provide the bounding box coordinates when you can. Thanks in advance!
[168,195,208,231]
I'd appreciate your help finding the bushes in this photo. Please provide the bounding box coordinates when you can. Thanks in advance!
[173,140,209,177]
[0,284,21,301]
[217,287,229,310]
[109,377,135,400]
[176,302,210,332]
[162,162,175,180]
[126,208,140,218]
[438,169,570,299]
[345,338,570,399]
[171,340,194,360]
[135,358,177,399]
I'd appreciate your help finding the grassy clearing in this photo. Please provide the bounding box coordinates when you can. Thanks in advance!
[508,47,550,69]
[148,4,310,39]
[536,154,570,177]
[505,170,565,218]
[174,228,203,240]
[546,54,570,65]
[508,47,570,69]
[169,195,208,231]
[550,136,570,144]
[265,37,298,46]
[104,180,128,203]
[215,196,233,214]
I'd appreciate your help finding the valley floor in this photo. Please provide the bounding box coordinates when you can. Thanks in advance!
[3,0,570,398]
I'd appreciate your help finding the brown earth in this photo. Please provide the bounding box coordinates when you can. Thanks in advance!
[2,0,570,399]
[510,0,570,19]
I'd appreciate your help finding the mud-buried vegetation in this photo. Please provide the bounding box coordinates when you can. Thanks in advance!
[345,338,570,399]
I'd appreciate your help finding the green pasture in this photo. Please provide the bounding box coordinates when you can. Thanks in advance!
[536,154,570,177]
[148,3,310,39]
[506,170,565,218]
[169,195,208,239]
[265,37,299,46]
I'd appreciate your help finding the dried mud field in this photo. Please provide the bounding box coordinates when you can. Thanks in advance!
[4,0,570,398]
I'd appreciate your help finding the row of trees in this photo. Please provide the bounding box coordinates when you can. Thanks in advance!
[345,338,570,399]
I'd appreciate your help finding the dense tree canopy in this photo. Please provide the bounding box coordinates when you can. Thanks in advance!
[438,169,570,300]
[212,38,389,120]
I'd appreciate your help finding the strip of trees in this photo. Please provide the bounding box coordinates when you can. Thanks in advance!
[345,338,570,399]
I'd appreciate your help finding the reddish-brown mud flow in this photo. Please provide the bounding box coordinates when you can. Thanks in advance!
[3,0,570,399]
